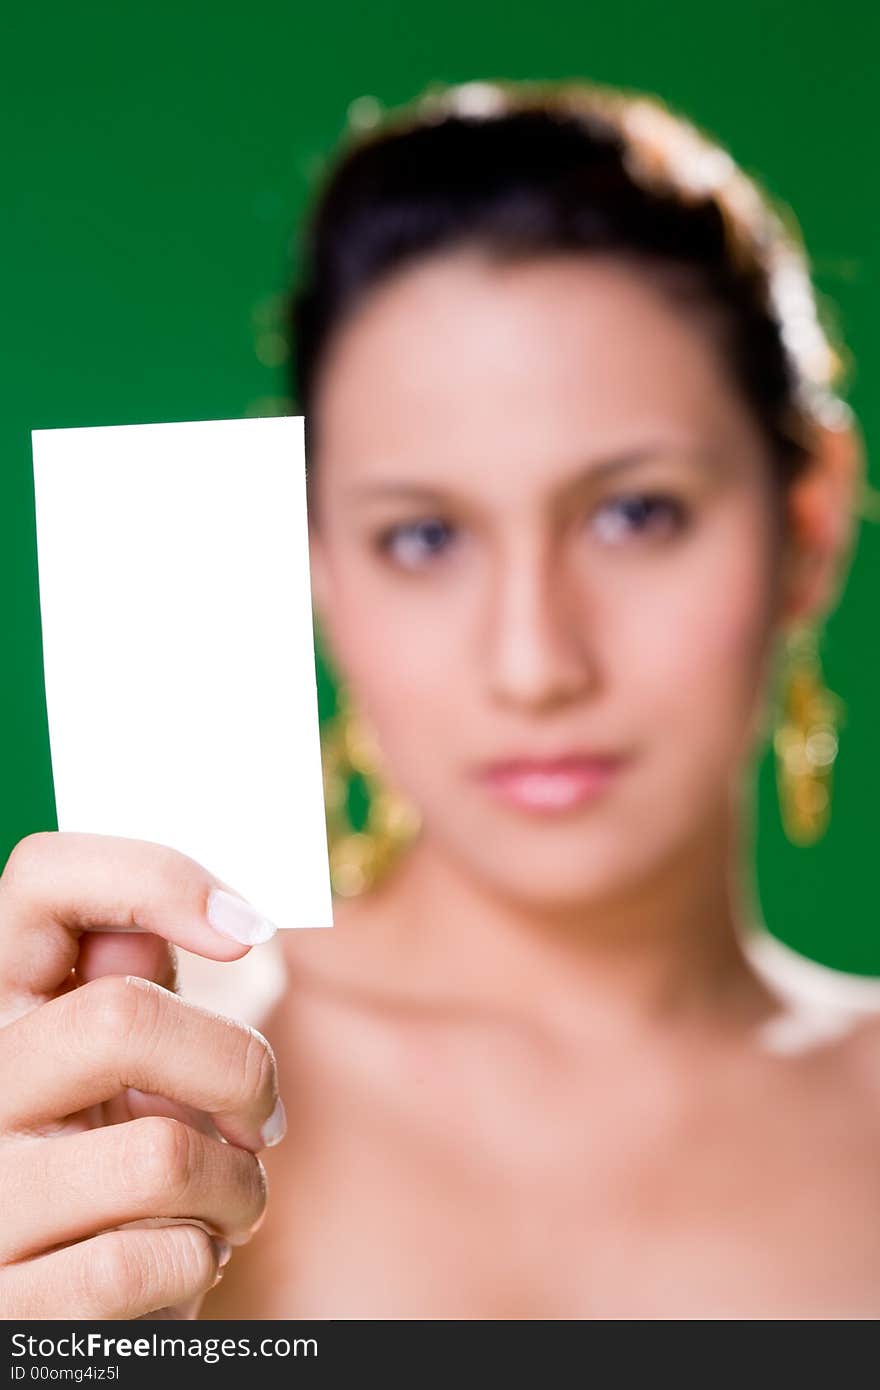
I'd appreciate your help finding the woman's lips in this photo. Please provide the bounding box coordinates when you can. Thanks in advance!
[473,754,628,813]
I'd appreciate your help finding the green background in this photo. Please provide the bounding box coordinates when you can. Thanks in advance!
[2,1,878,969]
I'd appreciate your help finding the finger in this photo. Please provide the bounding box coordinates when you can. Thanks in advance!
[115,1086,219,1138]
[0,1118,267,1263]
[77,931,179,992]
[81,939,186,1131]
[0,831,278,1015]
[98,1087,215,1136]
[0,975,285,1151]
[2,1223,228,1319]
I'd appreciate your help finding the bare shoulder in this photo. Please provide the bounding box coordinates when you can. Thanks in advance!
[781,1010,880,1129]
[743,931,880,1099]
[840,1012,880,1086]
[278,888,402,994]
[271,884,427,1054]
[175,892,397,1030]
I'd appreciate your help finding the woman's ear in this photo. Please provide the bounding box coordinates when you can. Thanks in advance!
[778,413,865,627]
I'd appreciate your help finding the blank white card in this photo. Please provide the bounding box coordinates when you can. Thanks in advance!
[31,416,333,930]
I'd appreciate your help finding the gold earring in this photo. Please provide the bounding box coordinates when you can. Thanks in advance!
[773,624,845,846]
[320,688,422,898]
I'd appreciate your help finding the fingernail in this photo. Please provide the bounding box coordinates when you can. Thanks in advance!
[261,1096,287,1148]
[206,888,278,945]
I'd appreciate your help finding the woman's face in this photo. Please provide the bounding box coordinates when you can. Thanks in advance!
[308,250,788,908]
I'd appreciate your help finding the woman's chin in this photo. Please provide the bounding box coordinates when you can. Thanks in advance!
[456,839,648,914]
[440,803,694,912]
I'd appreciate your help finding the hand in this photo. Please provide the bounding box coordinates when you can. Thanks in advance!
[0,831,286,1319]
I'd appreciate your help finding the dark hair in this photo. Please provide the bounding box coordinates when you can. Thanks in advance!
[289,80,847,495]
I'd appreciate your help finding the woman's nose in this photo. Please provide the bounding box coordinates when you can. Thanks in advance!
[484,541,599,713]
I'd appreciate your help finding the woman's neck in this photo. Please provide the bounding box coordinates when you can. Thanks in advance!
[372,789,778,1050]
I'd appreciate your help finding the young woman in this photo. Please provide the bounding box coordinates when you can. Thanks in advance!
[1,79,877,1321]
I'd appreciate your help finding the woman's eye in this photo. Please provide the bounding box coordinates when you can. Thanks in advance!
[377,518,458,568]
[589,493,688,545]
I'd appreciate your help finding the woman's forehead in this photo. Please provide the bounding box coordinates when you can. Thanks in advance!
[312,251,766,487]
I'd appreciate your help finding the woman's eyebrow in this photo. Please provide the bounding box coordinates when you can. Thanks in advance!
[345,444,714,505]
[559,446,705,491]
